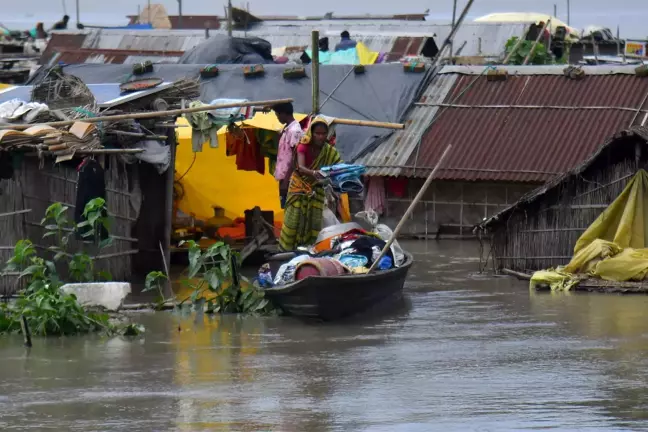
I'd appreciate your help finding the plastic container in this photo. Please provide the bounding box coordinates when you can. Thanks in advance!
[378,256,393,270]
[295,258,346,280]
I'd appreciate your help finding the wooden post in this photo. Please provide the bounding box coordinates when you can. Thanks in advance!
[311,30,320,115]
[20,315,32,348]
[75,0,80,26]
[227,0,233,37]
[450,0,457,59]
[163,132,176,298]
[178,0,183,28]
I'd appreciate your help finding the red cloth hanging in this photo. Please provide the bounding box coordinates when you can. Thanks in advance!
[225,129,265,174]
[386,177,408,198]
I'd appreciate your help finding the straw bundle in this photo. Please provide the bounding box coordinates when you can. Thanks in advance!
[31,68,97,111]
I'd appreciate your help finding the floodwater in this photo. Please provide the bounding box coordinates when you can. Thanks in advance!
[2,240,648,431]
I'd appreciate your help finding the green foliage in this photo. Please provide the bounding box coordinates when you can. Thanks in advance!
[143,270,168,306]
[0,200,134,337]
[0,241,109,336]
[505,37,550,65]
[178,241,275,315]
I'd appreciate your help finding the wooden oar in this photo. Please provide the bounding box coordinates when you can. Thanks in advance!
[367,145,452,273]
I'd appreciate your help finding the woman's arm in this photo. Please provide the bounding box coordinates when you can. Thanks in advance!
[296,151,320,178]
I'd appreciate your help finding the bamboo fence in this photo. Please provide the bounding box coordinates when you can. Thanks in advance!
[478,128,648,273]
[0,155,140,295]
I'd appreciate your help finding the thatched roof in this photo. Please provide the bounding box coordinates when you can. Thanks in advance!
[478,126,648,230]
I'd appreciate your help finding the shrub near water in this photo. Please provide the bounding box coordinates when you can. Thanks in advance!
[173,241,276,315]
[0,200,130,336]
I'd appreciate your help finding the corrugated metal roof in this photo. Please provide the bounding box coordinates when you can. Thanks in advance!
[404,72,648,183]
[358,73,458,176]
[49,22,527,64]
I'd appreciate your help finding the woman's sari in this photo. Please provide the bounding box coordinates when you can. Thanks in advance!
[279,141,342,251]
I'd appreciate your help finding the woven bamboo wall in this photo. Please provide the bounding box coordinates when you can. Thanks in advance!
[0,155,142,296]
[350,179,536,238]
[488,139,642,273]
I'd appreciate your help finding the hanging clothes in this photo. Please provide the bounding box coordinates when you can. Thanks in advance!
[75,158,108,241]
[364,176,386,215]
[225,129,265,174]
[184,101,220,152]
[386,177,408,198]
[256,128,279,174]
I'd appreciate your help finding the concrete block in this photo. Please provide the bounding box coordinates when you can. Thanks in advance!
[60,282,131,312]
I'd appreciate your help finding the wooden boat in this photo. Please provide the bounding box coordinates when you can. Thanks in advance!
[263,252,414,321]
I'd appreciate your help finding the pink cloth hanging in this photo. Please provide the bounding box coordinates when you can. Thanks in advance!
[364,176,386,215]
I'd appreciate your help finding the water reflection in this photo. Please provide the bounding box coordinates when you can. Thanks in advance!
[1,241,648,430]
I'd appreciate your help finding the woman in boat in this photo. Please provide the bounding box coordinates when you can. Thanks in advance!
[279,118,342,251]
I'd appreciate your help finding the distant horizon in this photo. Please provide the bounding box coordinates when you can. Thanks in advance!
[3,0,647,39]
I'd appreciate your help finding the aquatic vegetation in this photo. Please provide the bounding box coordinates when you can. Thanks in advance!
[173,240,276,315]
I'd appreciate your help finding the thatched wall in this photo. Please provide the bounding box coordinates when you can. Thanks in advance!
[0,155,150,295]
[481,129,648,273]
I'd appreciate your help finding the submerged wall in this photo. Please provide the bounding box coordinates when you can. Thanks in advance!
[351,177,536,238]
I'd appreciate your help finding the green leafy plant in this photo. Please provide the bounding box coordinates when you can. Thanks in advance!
[179,241,274,315]
[143,270,168,306]
[0,241,109,336]
[0,201,137,337]
[505,37,550,65]
[77,197,112,250]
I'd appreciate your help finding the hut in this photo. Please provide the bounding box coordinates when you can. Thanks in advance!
[476,127,648,274]
[0,71,199,295]
[355,64,648,238]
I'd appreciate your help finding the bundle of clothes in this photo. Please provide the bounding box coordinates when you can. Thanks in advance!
[321,163,366,194]
[256,211,405,288]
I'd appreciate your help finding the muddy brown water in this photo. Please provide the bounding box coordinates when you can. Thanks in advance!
[2,240,648,431]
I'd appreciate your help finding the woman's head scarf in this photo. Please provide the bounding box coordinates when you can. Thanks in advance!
[299,116,335,145]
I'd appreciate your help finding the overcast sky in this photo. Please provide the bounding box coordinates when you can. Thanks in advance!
[3,0,647,38]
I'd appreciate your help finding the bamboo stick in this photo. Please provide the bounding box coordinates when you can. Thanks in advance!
[414,102,648,114]
[629,88,648,127]
[5,98,295,130]
[523,18,550,65]
[368,145,452,273]
[503,35,526,65]
[311,30,320,114]
[107,130,168,140]
[501,268,532,280]
[0,209,31,218]
[332,118,404,129]
[20,315,32,348]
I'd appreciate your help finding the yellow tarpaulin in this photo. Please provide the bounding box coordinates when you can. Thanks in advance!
[175,117,284,222]
[531,170,648,290]
[356,42,379,65]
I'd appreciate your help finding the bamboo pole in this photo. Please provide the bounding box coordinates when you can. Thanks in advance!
[311,30,320,114]
[332,118,404,129]
[523,19,550,65]
[414,102,648,114]
[20,315,32,348]
[368,145,452,273]
[4,98,295,130]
